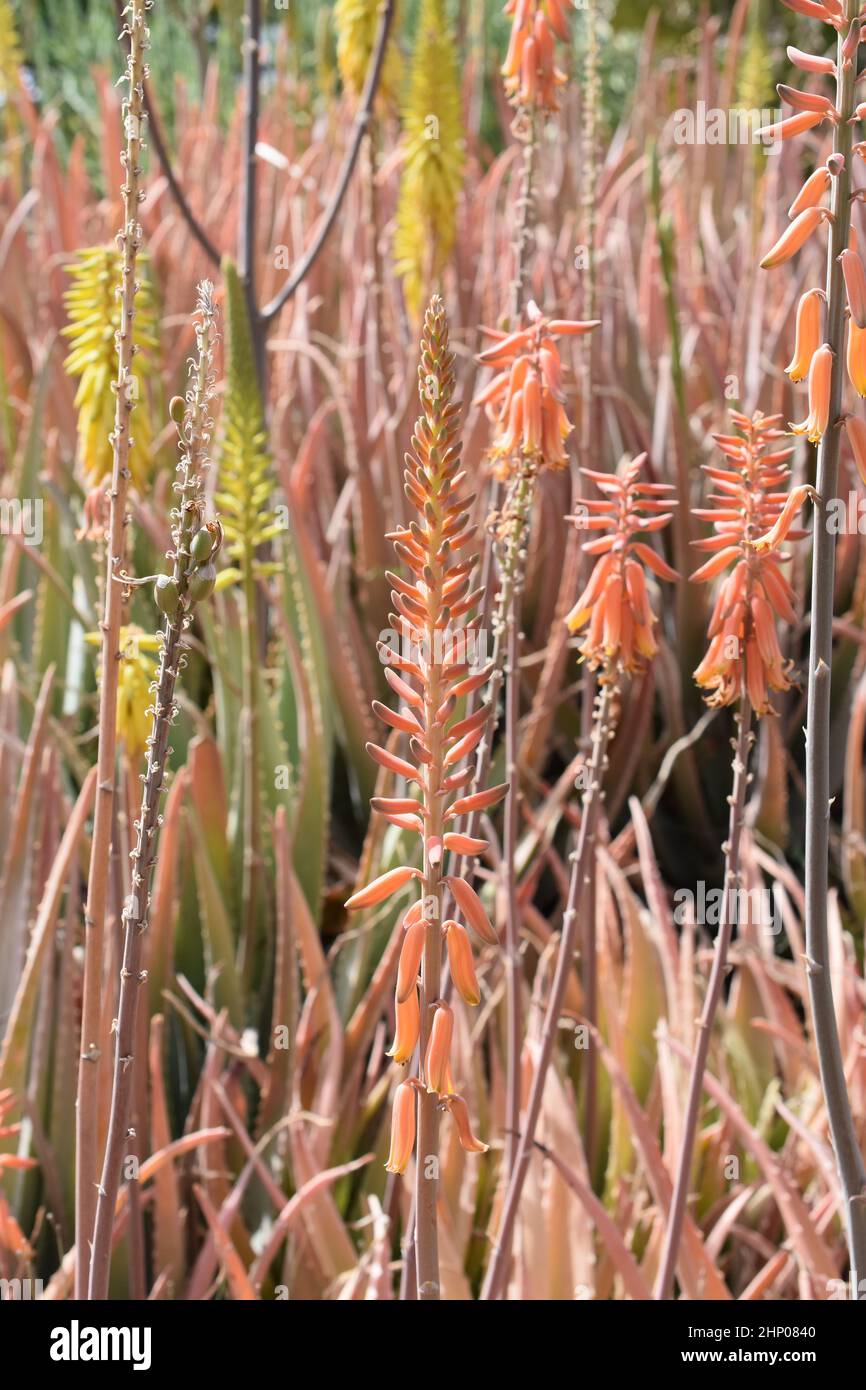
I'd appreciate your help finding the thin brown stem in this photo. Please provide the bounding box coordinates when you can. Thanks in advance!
[804,0,866,1290]
[501,471,534,1180]
[74,0,151,1300]
[260,0,397,324]
[88,286,218,1300]
[654,702,754,1301]
[113,0,220,268]
[481,672,619,1300]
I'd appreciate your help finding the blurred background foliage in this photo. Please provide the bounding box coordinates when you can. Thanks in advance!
[5,1,816,183]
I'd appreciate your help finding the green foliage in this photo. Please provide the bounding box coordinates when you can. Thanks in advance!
[214,257,282,572]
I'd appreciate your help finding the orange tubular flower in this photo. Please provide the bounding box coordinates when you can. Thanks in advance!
[759,206,831,269]
[791,342,833,442]
[501,0,574,111]
[388,986,421,1064]
[474,300,599,473]
[691,412,816,716]
[847,318,866,397]
[346,296,493,1174]
[445,921,481,1005]
[424,1002,454,1094]
[786,289,823,382]
[385,1082,418,1175]
[565,453,678,673]
[788,165,831,218]
[846,414,866,485]
[443,1094,490,1154]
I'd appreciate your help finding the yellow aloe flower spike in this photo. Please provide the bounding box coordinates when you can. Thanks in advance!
[62,247,157,488]
[0,0,22,106]
[334,0,401,102]
[85,626,160,763]
[393,0,465,320]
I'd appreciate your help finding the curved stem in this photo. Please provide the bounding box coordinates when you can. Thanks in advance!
[113,0,220,268]
[481,672,619,1300]
[654,702,753,1301]
[805,0,866,1290]
[260,0,397,324]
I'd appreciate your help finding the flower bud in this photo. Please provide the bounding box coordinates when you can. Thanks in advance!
[154,574,180,618]
[190,526,216,564]
[188,562,216,603]
[346,864,421,912]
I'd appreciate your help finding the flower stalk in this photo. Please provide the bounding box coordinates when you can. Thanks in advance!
[654,705,754,1300]
[758,0,866,1285]
[804,0,866,1288]
[346,296,498,1302]
[482,453,676,1299]
[74,0,152,1299]
[88,284,220,1300]
[655,411,815,1298]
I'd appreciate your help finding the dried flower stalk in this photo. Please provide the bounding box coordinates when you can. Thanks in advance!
[75,0,153,1299]
[88,283,220,1300]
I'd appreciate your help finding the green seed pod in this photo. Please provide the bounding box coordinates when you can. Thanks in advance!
[154,574,180,617]
[190,526,216,564]
[188,562,216,603]
[169,395,186,425]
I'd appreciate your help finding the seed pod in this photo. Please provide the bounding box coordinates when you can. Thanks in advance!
[190,526,216,564]
[187,562,216,603]
[169,395,186,425]
[154,574,180,617]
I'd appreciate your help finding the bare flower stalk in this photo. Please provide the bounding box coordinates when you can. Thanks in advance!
[757,0,866,1286]
[482,670,620,1300]
[577,0,601,1170]
[444,106,537,892]
[475,0,583,1187]
[803,1,866,1289]
[74,0,152,1300]
[654,704,753,1300]
[88,284,220,1300]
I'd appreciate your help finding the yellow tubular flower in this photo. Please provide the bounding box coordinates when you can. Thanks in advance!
[85,626,160,762]
[62,247,157,488]
[393,0,465,321]
[334,0,401,102]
